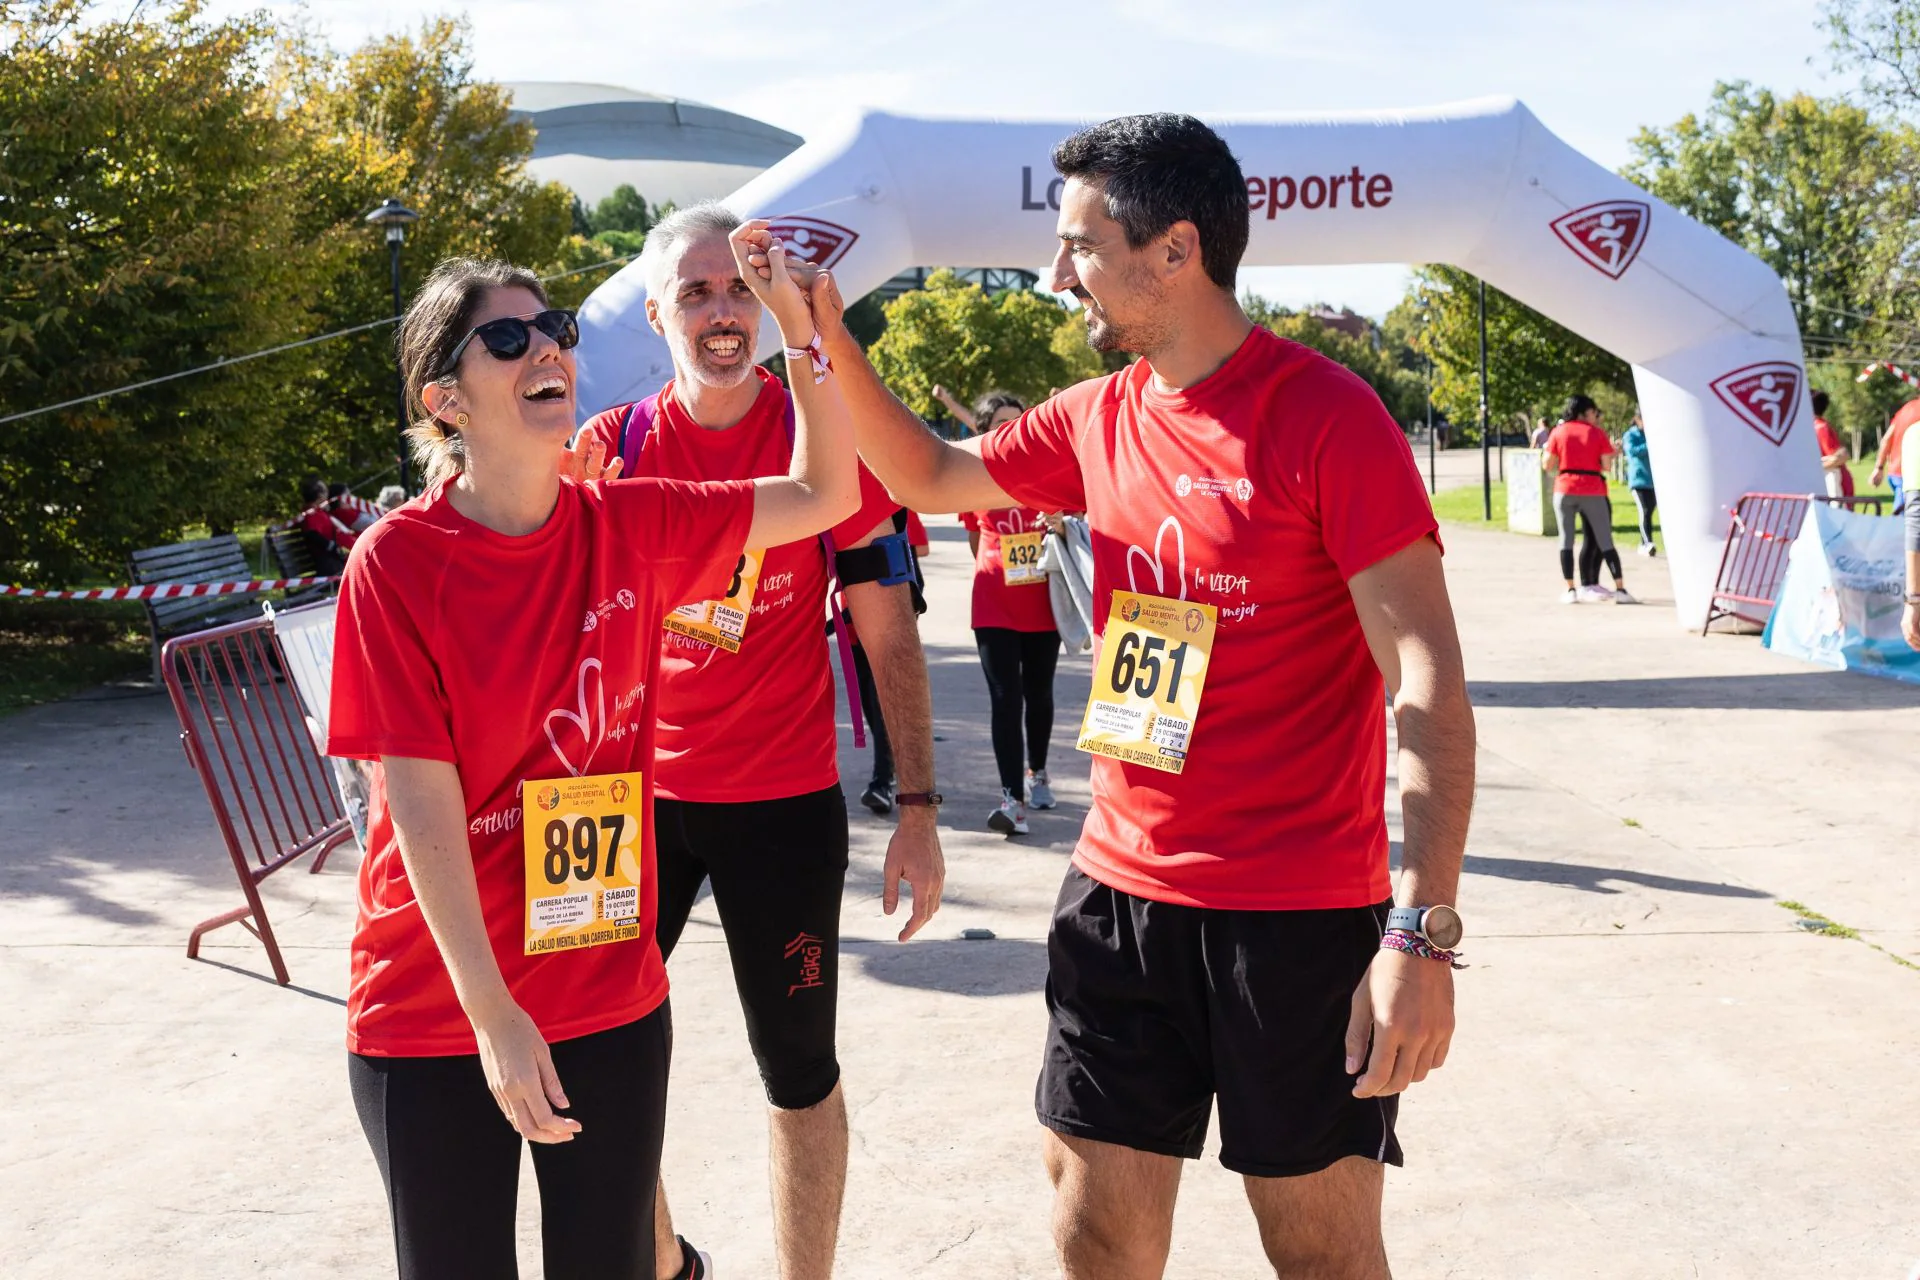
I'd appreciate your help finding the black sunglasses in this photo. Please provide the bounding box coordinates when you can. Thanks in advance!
[438,309,579,376]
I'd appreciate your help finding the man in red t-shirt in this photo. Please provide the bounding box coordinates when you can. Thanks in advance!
[815,115,1475,1277]
[1873,395,1918,509]
[1811,391,1853,498]
[295,474,357,574]
[1543,397,1633,604]
[576,206,942,1280]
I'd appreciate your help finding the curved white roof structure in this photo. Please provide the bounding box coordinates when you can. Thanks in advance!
[503,81,802,208]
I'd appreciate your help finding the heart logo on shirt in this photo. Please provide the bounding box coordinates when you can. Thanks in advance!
[543,658,606,778]
[1126,516,1188,601]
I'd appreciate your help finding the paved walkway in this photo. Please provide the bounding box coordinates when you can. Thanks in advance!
[2,514,1916,1278]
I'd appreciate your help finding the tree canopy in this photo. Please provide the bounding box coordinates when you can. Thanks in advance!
[0,1,593,584]
[867,271,1099,418]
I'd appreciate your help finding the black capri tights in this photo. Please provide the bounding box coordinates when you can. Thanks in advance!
[349,1007,670,1280]
[654,785,849,1111]
[975,626,1062,794]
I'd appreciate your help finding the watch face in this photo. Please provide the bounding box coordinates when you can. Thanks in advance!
[1424,905,1464,949]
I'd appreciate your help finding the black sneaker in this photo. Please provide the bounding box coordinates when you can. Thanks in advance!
[668,1236,713,1280]
[860,779,893,815]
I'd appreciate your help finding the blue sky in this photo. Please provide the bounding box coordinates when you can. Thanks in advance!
[226,0,1844,315]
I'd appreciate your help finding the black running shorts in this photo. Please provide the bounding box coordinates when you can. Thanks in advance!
[1036,865,1403,1178]
[654,785,849,1111]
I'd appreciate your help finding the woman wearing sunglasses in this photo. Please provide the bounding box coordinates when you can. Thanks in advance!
[326,223,856,1280]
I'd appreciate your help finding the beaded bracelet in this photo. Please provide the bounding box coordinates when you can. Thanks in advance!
[1380,929,1467,970]
[783,334,832,385]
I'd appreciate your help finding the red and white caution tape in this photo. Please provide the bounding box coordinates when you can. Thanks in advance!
[0,577,336,601]
[1857,360,1920,388]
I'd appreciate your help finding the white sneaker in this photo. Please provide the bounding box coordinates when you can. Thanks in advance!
[1611,588,1639,604]
[1561,587,1580,604]
[1637,543,1656,557]
[1026,769,1056,810]
[1579,584,1615,604]
[987,788,1029,835]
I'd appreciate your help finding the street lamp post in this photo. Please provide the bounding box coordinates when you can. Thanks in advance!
[1478,277,1491,521]
[365,198,421,496]
[1416,295,1435,495]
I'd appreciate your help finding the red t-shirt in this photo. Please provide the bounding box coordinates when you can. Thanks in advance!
[300,507,357,551]
[327,477,754,1056]
[961,507,1057,633]
[581,370,900,803]
[1814,418,1855,495]
[1544,420,1615,497]
[979,326,1438,911]
[1885,400,1920,477]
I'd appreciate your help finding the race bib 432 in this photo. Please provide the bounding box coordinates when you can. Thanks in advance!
[1077,591,1217,774]
[1001,530,1046,586]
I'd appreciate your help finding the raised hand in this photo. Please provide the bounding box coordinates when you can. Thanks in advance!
[729,219,815,349]
[559,430,621,485]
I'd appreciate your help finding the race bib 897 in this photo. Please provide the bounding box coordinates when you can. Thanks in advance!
[523,772,645,955]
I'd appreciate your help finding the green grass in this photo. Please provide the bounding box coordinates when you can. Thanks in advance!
[1431,457,1900,549]
[0,520,276,718]
[1777,900,1918,971]
[0,598,149,717]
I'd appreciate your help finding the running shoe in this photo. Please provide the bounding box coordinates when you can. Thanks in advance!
[1026,769,1056,810]
[1637,543,1657,557]
[1561,587,1580,604]
[669,1236,713,1280]
[1579,584,1615,604]
[859,778,893,815]
[987,788,1029,836]
[1611,588,1639,604]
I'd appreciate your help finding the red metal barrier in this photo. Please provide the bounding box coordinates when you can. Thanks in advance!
[161,615,353,984]
[1702,492,1887,635]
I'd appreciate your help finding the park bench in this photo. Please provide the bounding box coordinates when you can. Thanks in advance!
[128,534,272,681]
[264,522,340,609]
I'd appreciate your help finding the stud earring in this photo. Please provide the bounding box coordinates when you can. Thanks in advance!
[454,412,470,428]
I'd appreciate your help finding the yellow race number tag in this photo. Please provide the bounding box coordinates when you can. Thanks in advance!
[523,772,645,955]
[1001,530,1047,587]
[663,548,762,653]
[1077,591,1217,774]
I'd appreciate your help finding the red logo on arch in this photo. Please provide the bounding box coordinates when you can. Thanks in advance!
[764,216,859,269]
[1711,362,1801,446]
[1551,201,1650,280]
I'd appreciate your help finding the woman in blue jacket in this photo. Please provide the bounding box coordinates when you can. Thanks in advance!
[1623,412,1657,555]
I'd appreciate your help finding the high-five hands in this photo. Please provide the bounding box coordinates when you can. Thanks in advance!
[730,220,818,349]
[736,222,850,349]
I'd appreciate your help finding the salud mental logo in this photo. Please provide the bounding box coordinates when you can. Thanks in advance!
[1550,201,1650,280]
[1711,362,1802,446]
[764,216,859,269]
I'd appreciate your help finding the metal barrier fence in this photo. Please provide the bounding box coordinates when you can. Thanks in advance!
[161,614,352,984]
[1702,492,1886,636]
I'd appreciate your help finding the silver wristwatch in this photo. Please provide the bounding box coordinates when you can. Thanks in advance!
[1385,904,1464,950]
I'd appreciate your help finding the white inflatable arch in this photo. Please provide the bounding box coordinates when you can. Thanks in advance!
[577,98,1817,627]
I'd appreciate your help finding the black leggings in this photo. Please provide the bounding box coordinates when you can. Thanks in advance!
[655,785,849,1110]
[349,1007,671,1280]
[1633,486,1657,545]
[974,626,1062,794]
